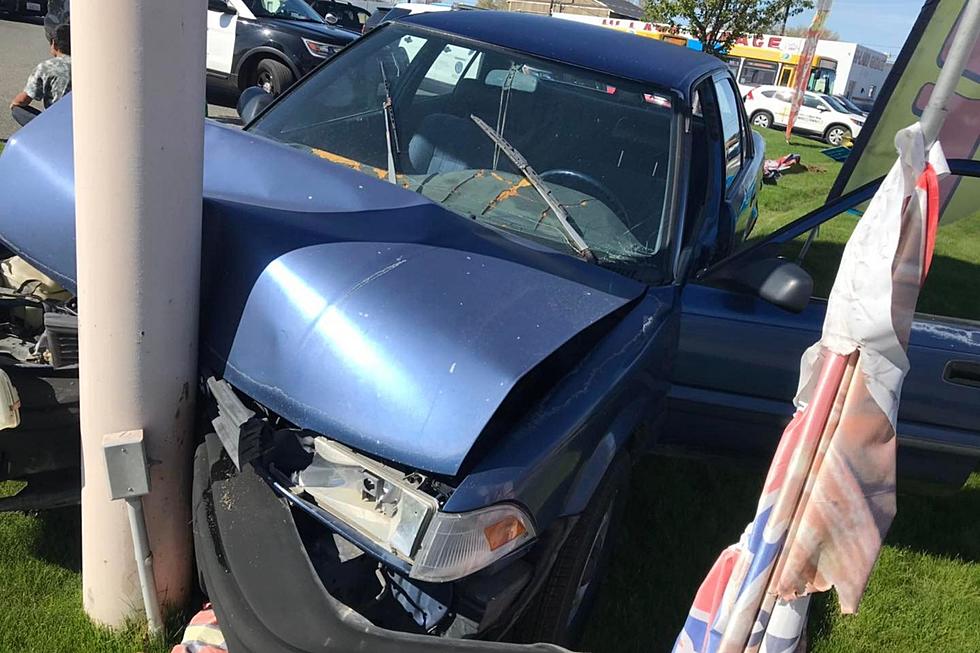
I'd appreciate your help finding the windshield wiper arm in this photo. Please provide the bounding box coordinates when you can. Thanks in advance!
[380,62,400,184]
[469,115,595,263]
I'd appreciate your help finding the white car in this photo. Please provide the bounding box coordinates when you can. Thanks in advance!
[742,85,864,146]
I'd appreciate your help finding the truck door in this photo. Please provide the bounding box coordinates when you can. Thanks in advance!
[665,163,980,488]
[795,93,826,133]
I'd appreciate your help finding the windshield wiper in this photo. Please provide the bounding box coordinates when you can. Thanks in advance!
[379,62,400,184]
[469,115,595,263]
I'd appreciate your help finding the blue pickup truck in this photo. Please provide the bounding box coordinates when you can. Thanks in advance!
[0,11,977,652]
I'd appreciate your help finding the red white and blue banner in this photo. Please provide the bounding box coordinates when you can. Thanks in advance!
[673,122,948,653]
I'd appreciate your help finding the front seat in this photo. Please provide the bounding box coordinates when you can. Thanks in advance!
[407,113,493,175]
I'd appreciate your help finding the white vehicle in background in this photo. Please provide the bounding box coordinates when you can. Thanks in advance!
[742,84,865,146]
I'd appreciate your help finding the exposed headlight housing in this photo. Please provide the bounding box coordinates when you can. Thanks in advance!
[292,437,535,582]
[410,503,535,582]
[303,38,340,58]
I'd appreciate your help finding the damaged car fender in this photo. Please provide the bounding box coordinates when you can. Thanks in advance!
[444,289,677,522]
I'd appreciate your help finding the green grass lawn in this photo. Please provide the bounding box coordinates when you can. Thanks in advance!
[0,483,173,653]
[585,459,980,653]
[753,129,845,237]
[2,131,979,652]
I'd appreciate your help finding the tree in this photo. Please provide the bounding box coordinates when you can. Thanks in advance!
[643,0,814,57]
[782,25,840,40]
[476,0,508,8]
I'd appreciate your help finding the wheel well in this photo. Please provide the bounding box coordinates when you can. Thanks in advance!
[824,122,850,136]
[237,51,294,90]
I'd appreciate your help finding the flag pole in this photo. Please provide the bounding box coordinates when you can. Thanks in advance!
[919,0,980,147]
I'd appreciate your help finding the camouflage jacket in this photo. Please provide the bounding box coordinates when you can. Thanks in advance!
[25,55,71,109]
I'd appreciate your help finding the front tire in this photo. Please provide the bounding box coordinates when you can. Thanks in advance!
[514,454,630,647]
[825,124,851,146]
[751,110,774,129]
[255,58,294,96]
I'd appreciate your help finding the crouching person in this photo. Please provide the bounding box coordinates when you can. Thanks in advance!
[9,24,72,127]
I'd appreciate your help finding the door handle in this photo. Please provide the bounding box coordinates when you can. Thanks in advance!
[943,360,980,388]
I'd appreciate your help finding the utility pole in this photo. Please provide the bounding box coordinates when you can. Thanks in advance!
[71,0,205,627]
[780,3,790,35]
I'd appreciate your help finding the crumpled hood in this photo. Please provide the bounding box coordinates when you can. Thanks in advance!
[0,102,644,475]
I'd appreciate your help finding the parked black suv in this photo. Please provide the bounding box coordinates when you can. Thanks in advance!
[33,0,358,98]
[206,0,358,96]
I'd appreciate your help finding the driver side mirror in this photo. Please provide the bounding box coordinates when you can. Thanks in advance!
[323,12,339,24]
[237,86,274,124]
[710,256,813,313]
[208,0,237,13]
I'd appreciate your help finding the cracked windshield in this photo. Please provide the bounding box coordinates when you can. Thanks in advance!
[250,24,676,266]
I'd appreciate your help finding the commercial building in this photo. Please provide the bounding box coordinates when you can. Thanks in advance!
[509,0,644,21]
[553,15,892,102]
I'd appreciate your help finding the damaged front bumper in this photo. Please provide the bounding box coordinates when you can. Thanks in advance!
[193,433,575,653]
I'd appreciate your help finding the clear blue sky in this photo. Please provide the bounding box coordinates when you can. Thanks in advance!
[787,0,925,58]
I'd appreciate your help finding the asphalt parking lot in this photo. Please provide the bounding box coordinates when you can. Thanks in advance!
[0,15,238,142]
[0,16,49,142]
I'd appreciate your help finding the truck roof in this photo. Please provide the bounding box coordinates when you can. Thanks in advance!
[401,10,725,102]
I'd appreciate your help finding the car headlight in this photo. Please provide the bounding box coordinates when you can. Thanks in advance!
[303,38,340,58]
[294,437,536,582]
[410,503,536,583]
[852,118,865,126]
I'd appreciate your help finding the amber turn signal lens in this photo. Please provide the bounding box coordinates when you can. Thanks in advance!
[484,515,527,551]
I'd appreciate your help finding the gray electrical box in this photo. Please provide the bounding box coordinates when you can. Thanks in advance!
[102,430,150,500]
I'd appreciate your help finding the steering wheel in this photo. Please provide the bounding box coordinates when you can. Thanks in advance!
[539,169,629,223]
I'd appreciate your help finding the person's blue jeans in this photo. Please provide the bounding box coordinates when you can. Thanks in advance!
[11,105,41,127]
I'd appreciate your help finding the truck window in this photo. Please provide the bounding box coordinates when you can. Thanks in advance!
[771,179,980,323]
[774,89,793,103]
[802,94,822,110]
[713,78,743,188]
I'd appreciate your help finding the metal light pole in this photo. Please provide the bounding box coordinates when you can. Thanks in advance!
[71,0,206,627]
[919,0,980,148]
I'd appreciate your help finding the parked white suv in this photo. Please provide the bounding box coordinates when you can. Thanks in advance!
[742,85,865,146]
